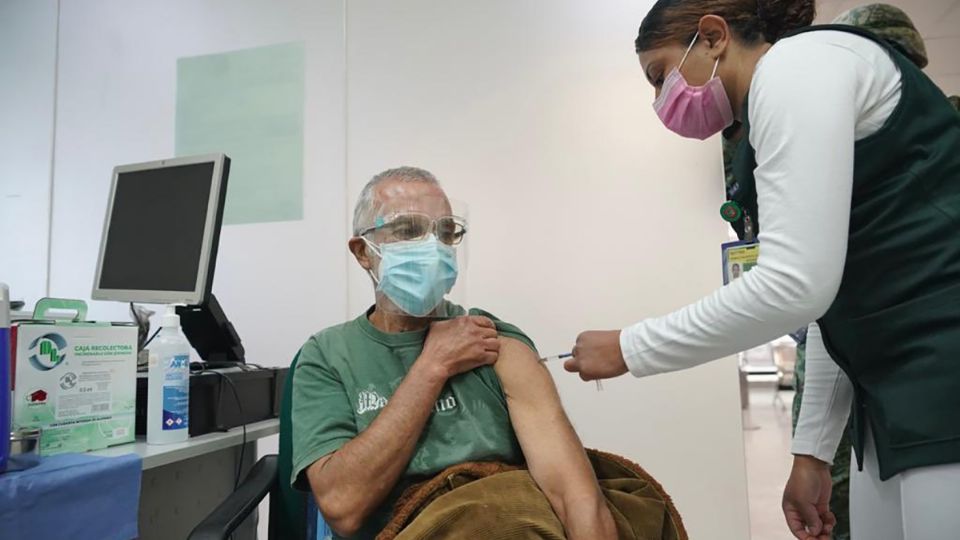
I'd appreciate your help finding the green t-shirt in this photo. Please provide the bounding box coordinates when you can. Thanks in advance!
[291,304,537,539]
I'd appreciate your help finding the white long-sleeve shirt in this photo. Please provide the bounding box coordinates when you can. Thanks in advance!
[620,30,902,463]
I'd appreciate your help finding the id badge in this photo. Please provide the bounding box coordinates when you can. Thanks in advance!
[722,240,759,285]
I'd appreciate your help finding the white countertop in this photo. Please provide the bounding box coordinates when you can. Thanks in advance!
[89,419,280,470]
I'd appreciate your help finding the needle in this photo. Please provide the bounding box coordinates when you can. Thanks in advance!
[540,353,604,391]
[539,352,573,363]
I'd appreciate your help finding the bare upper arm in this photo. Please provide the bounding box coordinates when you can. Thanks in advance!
[494,337,563,407]
[494,337,599,508]
[493,337,576,456]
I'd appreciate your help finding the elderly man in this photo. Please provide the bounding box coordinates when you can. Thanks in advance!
[291,167,617,539]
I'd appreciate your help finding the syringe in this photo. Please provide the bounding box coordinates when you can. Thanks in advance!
[540,353,604,391]
[540,352,573,363]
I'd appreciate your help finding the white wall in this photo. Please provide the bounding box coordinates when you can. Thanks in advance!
[0,0,58,307]
[10,1,751,538]
[50,0,348,363]
[346,2,750,538]
[13,1,960,537]
[50,4,348,537]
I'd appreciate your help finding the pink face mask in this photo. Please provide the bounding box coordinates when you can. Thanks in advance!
[653,33,734,140]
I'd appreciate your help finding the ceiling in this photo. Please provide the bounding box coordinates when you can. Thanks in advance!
[815,0,960,94]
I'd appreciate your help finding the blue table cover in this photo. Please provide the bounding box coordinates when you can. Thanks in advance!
[0,452,141,540]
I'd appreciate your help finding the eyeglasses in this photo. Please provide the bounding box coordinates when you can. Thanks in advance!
[358,212,468,246]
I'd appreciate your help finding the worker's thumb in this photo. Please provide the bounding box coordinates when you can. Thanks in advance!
[798,503,823,536]
[563,357,579,373]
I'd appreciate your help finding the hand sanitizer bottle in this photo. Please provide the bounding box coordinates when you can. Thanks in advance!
[147,305,191,445]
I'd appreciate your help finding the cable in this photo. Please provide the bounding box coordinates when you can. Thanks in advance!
[143,328,162,348]
[197,368,247,490]
[130,303,146,351]
[238,363,265,371]
[203,369,247,540]
[131,301,163,350]
[221,374,246,490]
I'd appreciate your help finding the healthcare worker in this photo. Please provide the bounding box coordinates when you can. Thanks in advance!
[786,5,958,540]
[563,1,960,539]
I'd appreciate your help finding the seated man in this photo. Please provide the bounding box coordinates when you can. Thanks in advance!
[291,167,617,539]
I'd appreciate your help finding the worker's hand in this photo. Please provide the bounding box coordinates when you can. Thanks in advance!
[420,316,500,380]
[563,330,628,381]
[782,455,836,540]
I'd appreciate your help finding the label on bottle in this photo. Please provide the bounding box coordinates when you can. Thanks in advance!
[162,354,190,431]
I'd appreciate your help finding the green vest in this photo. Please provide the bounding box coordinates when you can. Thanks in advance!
[731,25,960,480]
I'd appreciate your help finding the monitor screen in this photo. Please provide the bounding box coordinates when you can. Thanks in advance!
[93,155,227,304]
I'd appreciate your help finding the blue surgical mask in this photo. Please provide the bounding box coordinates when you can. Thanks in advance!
[364,234,459,317]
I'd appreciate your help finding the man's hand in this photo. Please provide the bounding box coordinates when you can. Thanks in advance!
[421,316,500,379]
[783,455,836,540]
[563,330,628,381]
[304,315,498,536]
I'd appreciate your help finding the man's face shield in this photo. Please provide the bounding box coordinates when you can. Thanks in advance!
[358,194,469,318]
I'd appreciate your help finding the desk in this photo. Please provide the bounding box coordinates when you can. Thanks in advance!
[91,418,279,469]
[91,419,279,540]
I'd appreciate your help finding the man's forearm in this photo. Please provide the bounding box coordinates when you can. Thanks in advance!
[528,410,615,540]
[309,359,446,533]
[563,497,617,540]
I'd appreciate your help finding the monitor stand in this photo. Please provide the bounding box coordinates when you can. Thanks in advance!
[177,294,245,366]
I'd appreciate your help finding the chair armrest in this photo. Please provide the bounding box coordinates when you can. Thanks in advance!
[188,455,280,540]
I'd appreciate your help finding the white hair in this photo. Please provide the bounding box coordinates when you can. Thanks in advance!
[352,166,440,236]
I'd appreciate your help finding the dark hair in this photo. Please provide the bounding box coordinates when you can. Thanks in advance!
[635,0,816,53]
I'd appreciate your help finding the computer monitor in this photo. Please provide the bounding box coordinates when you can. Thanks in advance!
[92,154,228,305]
[92,154,245,365]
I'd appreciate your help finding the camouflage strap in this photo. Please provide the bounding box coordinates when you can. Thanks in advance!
[833,3,928,69]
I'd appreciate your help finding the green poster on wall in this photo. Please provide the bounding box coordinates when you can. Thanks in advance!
[176,42,305,225]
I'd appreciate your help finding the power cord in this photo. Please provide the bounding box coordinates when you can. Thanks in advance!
[129,302,141,325]
[193,366,247,490]
[143,328,161,348]
[191,363,273,539]
[238,363,265,371]
[130,302,160,351]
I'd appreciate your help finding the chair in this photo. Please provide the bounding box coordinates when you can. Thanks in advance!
[188,353,324,540]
